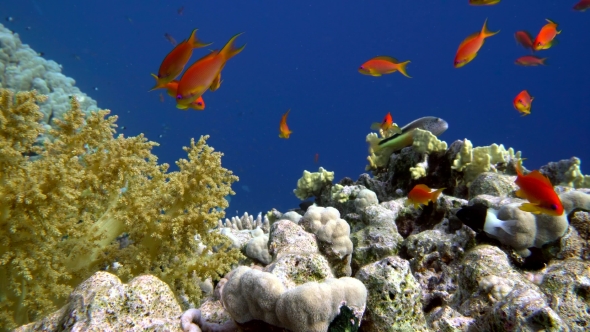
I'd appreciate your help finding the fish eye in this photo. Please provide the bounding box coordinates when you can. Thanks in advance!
[176,95,182,100]
[197,102,203,106]
[551,204,558,210]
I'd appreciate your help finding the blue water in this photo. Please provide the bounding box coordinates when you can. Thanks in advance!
[2,1,589,215]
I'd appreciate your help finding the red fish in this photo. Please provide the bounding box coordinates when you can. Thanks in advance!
[176,33,245,108]
[359,56,411,78]
[454,19,499,68]
[406,184,445,209]
[573,0,590,11]
[314,153,319,163]
[513,90,533,116]
[279,109,292,139]
[370,112,394,131]
[165,80,205,111]
[514,161,563,216]
[514,30,535,50]
[515,55,547,66]
[533,19,561,51]
[469,0,500,5]
[150,29,211,91]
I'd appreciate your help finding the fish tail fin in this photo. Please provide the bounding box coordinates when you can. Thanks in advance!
[432,188,445,201]
[397,61,412,78]
[481,18,500,38]
[149,73,167,91]
[220,32,246,61]
[188,29,212,48]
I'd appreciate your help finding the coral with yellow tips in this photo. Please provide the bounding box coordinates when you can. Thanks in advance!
[0,89,243,330]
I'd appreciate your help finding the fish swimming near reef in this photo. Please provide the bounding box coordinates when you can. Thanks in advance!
[279,109,292,139]
[515,55,547,66]
[514,30,535,51]
[165,80,205,110]
[405,184,445,209]
[371,116,448,152]
[370,112,400,132]
[533,19,560,51]
[469,0,500,5]
[150,29,212,91]
[359,56,411,78]
[574,0,590,11]
[454,19,499,68]
[176,33,245,108]
[514,161,564,216]
[513,90,533,116]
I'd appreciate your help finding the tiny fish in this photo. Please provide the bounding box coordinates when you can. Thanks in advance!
[513,90,533,116]
[515,55,547,66]
[573,0,590,11]
[533,19,561,51]
[177,6,185,15]
[314,153,319,163]
[406,184,445,209]
[514,30,534,50]
[469,0,500,5]
[359,56,411,78]
[164,33,177,46]
[454,19,499,68]
[279,109,292,139]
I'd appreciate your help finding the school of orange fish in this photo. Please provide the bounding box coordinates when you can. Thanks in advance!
[149,0,588,217]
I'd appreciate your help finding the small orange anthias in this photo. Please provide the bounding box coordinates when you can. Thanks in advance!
[150,29,212,91]
[514,30,534,51]
[279,109,292,139]
[533,19,561,51]
[176,33,245,108]
[164,80,205,111]
[513,90,534,116]
[454,19,499,68]
[514,161,564,216]
[515,55,547,66]
[370,112,393,131]
[358,56,411,78]
[406,184,445,209]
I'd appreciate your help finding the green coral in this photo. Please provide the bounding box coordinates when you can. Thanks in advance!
[0,89,243,330]
[452,139,522,184]
[293,167,334,200]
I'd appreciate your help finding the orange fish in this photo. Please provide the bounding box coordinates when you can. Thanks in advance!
[515,55,547,66]
[279,109,292,139]
[514,30,535,50]
[406,184,445,209]
[469,0,500,5]
[359,56,411,78]
[514,161,563,216]
[176,33,245,108]
[454,19,499,68]
[513,90,533,116]
[533,19,561,51]
[165,80,205,111]
[574,0,590,11]
[150,29,211,91]
[370,112,394,131]
[314,153,319,163]
[209,72,222,92]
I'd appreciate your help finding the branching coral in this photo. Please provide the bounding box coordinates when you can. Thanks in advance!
[0,89,242,330]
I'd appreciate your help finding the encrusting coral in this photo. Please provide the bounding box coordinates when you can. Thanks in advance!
[0,89,243,330]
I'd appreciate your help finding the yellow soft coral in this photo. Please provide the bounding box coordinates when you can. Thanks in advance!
[0,89,242,330]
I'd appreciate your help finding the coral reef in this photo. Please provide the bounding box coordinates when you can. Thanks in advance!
[0,89,242,329]
[0,23,98,123]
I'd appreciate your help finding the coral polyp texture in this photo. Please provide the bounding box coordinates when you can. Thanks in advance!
[0,88,242,329]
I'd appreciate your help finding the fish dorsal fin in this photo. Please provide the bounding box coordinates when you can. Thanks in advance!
[459,32,480,49]
[415,184,431,192]
[526,170,552,186]
[373,56,399,63]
